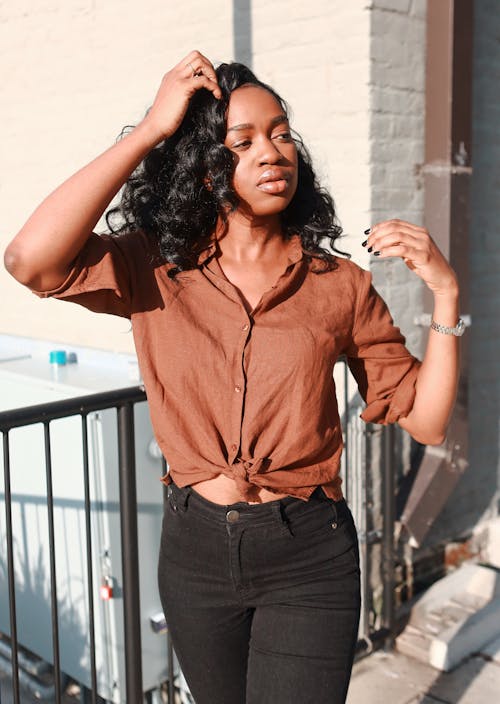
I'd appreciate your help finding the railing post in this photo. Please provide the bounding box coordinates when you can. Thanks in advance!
[116,403,143,702]
[3,431,21,704]
[43,422,62,703]
[81,415,98,704]
[382,423,395,645]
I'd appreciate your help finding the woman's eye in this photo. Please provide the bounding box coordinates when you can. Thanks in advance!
[232,139,251,149]
[274,132,293,141]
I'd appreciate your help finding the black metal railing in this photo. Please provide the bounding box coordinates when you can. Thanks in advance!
[0,362,396,702]
[0,386,150,704]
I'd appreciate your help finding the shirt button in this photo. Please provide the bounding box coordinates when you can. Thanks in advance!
[242,323,249,331]
[234,385,241,393]
[226,509,240,523]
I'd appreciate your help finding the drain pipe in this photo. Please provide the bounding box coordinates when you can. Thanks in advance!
[401,0,473,547]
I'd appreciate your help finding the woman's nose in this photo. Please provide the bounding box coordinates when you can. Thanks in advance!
[257,138,283,165]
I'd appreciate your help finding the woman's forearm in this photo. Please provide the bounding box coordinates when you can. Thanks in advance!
[398,289,460,445]
[5,53,222,294]
[4,119,162,292]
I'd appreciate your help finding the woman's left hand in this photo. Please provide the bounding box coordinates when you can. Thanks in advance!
[363,219,459,297]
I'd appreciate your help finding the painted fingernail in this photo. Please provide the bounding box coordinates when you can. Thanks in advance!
[362,240,368,247]
[373,251,381,256]
[364,228,371,235]
[367,246,373,253]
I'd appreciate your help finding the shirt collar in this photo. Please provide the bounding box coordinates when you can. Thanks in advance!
[196,232,304,267]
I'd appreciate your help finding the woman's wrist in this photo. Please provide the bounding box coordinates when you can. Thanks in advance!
[432,289,460,327]
[132,118,167,151]
[430,269,460,300]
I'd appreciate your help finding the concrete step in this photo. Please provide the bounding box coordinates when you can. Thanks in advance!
[396,563,500,672]
[396,624,432,662]
[429,597,500,671]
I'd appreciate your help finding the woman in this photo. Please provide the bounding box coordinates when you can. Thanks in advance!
[4,51,462,704]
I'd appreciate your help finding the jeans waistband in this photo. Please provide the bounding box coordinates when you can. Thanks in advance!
[166,481,348,529]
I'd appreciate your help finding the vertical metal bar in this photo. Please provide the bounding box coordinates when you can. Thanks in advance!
[343,359,350,504]
[81,415,97,704]
[381,423,395,644]
[44,421,62,702]
[3,431,20,704]
[167,633,175,703]
[161,458,176,703]
[116,403,143,702]
[359,423,371,644]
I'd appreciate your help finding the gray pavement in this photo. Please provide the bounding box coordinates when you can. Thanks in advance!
[347,647,500,704]
[2,637,499,703]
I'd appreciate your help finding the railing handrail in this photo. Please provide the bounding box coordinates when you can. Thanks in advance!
[0,385,147,431]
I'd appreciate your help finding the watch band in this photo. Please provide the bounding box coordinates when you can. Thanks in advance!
[430,318,466,336]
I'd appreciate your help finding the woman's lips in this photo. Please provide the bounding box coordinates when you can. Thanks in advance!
[256,179,288,194]
[256,168,290,194]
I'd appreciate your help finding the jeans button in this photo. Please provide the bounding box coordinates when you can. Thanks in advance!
[226,509,240,523]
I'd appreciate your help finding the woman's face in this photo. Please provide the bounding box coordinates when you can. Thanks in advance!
[223,85,298,218]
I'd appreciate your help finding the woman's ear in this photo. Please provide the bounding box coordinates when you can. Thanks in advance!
[203,175,213,191]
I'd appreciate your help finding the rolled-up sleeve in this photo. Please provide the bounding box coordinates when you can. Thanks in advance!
[30,232,134,318]
[345,267,421,425]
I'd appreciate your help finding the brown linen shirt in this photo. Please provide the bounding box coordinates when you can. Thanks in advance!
[32,230,421,501]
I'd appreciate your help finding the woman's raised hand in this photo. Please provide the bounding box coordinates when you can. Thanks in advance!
[363,219,459,297]
[141,50,222,143]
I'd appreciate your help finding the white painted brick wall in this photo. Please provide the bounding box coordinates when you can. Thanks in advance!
[1,0,373,352]
[0,0,234,352]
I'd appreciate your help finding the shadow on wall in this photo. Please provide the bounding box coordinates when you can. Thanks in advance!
[0,538,95,697]
[233,0,252,66]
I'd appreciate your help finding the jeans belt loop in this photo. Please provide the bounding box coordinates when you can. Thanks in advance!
[331,500,339,529]
[272,501,293,536]
[179,486,192,512]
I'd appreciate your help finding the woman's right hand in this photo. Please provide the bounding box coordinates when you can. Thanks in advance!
[141,50,222,143]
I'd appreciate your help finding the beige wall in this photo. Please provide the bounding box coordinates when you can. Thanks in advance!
[1,0,399,354]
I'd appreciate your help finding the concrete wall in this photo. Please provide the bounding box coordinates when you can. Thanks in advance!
[425,0,500,545]
[0,0,373,353]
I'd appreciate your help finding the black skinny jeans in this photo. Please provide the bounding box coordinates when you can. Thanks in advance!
[158,482,361,704]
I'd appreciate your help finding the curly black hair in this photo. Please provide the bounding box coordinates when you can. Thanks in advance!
[105,62,347,277]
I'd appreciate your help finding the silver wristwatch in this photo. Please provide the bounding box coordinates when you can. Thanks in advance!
[430,318,466,336]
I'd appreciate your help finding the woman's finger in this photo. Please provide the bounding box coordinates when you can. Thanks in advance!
[183,59,219,86]
[178,55,221,98]
[371,243,422,260]
[181,50,219,84]
[368,218,426,236]
[365,230,422,254]
[185,72,222,99]
[366,221,425,244]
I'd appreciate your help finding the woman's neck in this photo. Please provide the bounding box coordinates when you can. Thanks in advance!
[215,212,286,263]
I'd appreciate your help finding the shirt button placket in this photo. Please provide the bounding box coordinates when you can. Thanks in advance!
[230,318,249,464]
